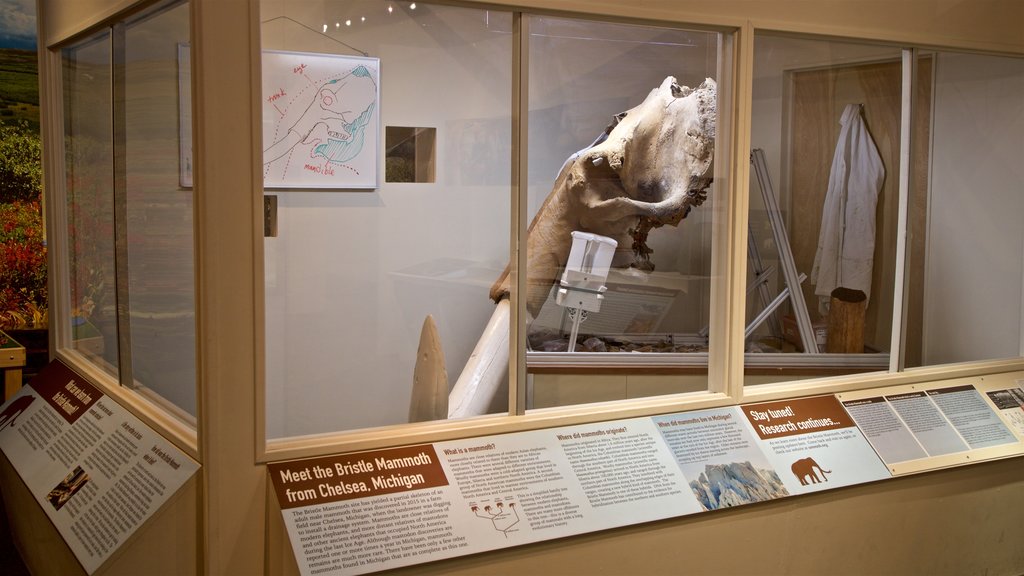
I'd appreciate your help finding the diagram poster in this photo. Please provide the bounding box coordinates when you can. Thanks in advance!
[740,396,890,492]
[652,407,789,510]
[262,50,380,189]
[0,360,199,574]
[269,418,701,575]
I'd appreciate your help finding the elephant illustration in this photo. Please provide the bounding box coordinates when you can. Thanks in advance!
[791,457,832,485]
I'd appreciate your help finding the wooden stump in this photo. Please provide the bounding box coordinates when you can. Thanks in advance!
[827,287,867,354]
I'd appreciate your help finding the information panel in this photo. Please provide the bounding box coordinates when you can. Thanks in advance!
[839,380,1022,474]
[0,361,199,574]
[271,379,1023,575]
[739,396,890,495]
[270,396,891,575]
[270,419,703,574]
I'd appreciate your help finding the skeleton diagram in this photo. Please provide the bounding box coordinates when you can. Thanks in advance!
[263,65,377,180]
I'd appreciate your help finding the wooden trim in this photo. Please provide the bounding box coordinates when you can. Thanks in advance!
[192,0,265,573]
[509,12,528,416]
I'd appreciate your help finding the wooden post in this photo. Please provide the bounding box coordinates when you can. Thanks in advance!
[827,287,867,353]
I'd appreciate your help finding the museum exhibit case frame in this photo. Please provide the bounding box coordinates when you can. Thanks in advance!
[3,0,1022,574]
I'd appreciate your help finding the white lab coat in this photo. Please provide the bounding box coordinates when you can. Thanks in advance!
[810,103,884,310]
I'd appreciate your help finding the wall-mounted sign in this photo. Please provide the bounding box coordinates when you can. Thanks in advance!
[0,361,199,574]
[270,375,1023,575]
[839,379,1023,474]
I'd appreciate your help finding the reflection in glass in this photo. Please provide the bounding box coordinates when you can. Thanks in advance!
[122,0,196,415]
[64,33,118,377]
[746,35,902,384]
[61,0,195,418]
[525,17,723,407]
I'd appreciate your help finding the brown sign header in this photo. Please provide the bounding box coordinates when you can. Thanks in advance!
[742,395,856,440]
[268,444,449,510]
[31,360,102,425]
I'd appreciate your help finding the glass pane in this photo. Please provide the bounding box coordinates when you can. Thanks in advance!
[64,32,118,377]
[525,16,723,407]
[261,1,513,437]
[746,34,902,385]
[905,51,1024,367]
[122,0,196,415]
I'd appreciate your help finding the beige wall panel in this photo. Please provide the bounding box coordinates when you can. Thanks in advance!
[532,373,710,407]
[1,452,84,576]
[469,0,1024,53]
[1,452,198,576]
[190,0,266,573]
[266,457,1023,575]
[38,0,137,46]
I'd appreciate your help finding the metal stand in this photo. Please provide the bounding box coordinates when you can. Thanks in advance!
[556,232,617,353]
[565,306,589,352]
[749,148,819,353]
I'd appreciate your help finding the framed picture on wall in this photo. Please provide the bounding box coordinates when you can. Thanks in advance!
[261,50,381,190]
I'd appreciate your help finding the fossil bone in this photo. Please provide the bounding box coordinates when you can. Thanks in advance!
[409,315,448,422]
[490,76,717,315]
[443,76,717,418]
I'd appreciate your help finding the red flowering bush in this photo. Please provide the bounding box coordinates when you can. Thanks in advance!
[0,120,46,329]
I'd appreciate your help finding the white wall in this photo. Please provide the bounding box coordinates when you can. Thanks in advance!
[923,53,1024,363]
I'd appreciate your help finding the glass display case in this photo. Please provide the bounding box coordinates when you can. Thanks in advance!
[745,35,904,382]
[50,0,1022,445]
[523,16,728,408]
[60,0,195,418]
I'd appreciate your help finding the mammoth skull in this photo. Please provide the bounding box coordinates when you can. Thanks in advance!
[490,76,717,317]
[434,76,717,420]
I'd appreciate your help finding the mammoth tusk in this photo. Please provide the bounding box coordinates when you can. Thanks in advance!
[409,315,449,423]
[447,298,510,419]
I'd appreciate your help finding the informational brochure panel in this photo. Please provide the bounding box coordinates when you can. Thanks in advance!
[838,377,1024,475]
[269,418,704,575]
[0,361,199,574]
[271,404,895,575]
[272,375,1024,575]
[738,396,891,494]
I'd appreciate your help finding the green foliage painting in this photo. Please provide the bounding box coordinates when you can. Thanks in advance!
[0,48,45,329]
